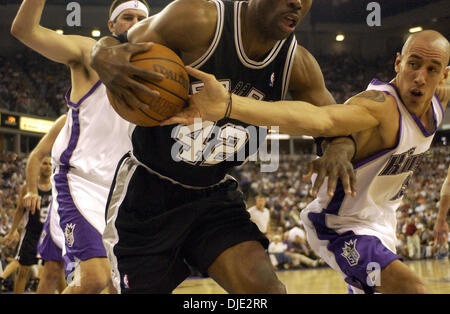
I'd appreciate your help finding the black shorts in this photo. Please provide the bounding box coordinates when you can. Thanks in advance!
[16,229,40,266]
[104,156,268,293]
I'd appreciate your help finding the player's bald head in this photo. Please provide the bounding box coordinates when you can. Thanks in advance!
[402,30,450,66]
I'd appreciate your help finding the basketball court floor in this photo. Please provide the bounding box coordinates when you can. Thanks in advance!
[174,259,450,294]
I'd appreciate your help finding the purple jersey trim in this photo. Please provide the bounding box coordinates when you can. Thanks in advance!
[64,80,102,109]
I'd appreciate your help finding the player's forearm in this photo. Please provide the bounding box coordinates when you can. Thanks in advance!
[9,207,24,235]
[437,193,450,221]
[25,153,42,195]
[437,174,450,219]
[230,95,375,137]
[10,0,46,38]
[230,95,333,136]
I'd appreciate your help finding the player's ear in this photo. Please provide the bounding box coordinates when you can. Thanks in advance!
[107,20,115,34]
[394,52,402,74]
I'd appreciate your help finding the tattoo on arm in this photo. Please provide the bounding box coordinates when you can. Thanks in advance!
[355,90,386,102]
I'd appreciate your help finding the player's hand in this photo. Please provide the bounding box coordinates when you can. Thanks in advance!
[160,66,229,126]
[23,191,41,215]
[90,39,164,111]
[433,216,449,244]
[305,137,356,197]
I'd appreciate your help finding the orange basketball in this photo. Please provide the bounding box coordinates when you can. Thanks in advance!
[106,43,189,127]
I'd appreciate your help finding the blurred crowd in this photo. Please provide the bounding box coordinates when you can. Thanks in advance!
[0,51,68,118]
[0,50,397,117]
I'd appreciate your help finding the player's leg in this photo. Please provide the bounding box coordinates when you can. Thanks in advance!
[0,259,20,280]
[376,259,428,294]
[62,257,111,294]
[13,265,31,294]
[184,181,285,294]
[207,241,286,293]
[36,260,65,294]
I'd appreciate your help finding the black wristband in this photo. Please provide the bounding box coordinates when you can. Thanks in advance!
[113,31,128,43]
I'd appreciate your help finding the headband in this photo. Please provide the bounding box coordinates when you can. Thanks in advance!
[110,1,149,22]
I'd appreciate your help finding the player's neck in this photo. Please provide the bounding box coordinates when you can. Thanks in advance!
[240,4,278,61]
[38,176,51,190]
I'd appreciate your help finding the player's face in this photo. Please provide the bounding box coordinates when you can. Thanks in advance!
[251,0,311,40]
[395,39,449,109]
[40,157,52,177]
[108,9,148,35]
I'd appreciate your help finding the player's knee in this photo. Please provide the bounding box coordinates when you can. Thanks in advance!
[401,278,428,294]
[81,265,110,293]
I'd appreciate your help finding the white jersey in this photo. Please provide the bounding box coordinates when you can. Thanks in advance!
[303,79,444,252]
[50,81,132,235]
[52,81,132,187]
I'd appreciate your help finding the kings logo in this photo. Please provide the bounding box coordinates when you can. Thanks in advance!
[65,223,76,248]
[341,239,360,266]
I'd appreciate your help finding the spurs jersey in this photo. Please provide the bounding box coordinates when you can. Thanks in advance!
[23,186,52,234]
[302,79,444,252]
[129,0,297,187]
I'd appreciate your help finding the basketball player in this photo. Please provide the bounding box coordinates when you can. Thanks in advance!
[24,115,67,294]
[171,30,449,293]
[1,157,52,294]
[434,165,449,245]
[10,0,151,293]
[90,0,358,293]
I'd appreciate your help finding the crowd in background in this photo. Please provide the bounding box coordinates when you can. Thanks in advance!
[0,51,68,118]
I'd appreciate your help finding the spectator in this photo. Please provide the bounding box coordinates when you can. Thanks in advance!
[268,235,291,270]
[405,218,421,260]
[247,195,271,235]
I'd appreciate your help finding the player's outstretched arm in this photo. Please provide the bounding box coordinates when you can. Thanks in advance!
[434,166,450,244]
[162,67,383,137]
[23,115,66,215]
[10,0,96,66]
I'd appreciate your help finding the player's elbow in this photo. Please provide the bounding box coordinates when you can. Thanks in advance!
[10,20,28,39]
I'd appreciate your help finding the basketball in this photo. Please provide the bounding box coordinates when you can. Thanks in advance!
[106,43,189,127]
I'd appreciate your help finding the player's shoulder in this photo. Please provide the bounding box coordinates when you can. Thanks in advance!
[166,0,217,20]
[347,89,398,117]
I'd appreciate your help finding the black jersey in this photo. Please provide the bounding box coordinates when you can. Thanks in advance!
[130,0,297,187]
[24,186,52,234]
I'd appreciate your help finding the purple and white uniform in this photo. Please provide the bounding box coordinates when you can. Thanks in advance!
[50,81,132,276]
[301,79,444,294]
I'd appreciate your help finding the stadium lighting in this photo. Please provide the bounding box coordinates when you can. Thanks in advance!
[91,29,101,37]
[55,29,64,35]
[409,26,423,33]
[336,34,345,42]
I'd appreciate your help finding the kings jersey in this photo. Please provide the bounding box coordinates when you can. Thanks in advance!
[130,0,297,187]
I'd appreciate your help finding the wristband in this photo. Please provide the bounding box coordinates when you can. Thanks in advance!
[224,92,233,119]
[113,31,129,43]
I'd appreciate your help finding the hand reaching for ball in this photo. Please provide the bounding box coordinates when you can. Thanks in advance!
[160,66,230,126]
